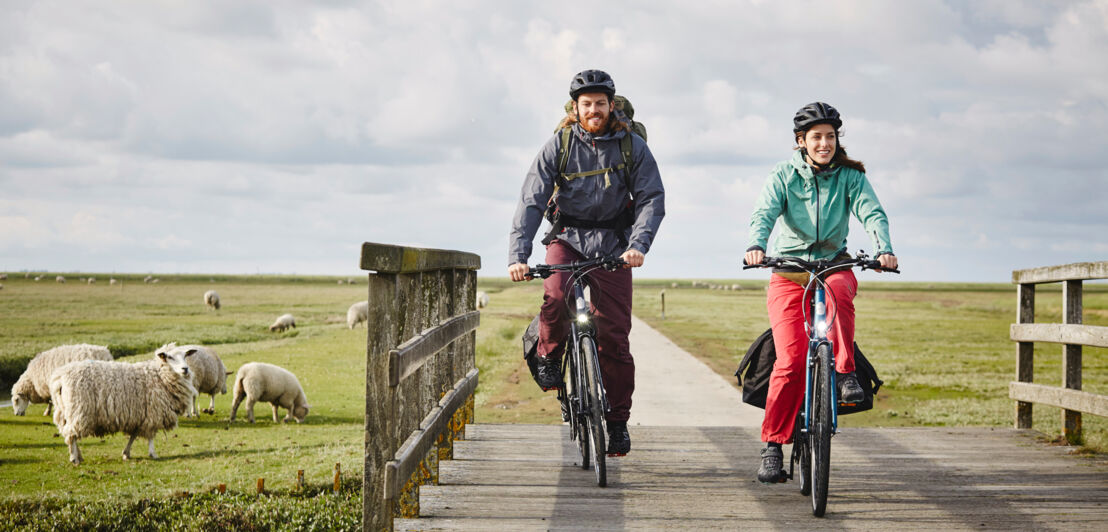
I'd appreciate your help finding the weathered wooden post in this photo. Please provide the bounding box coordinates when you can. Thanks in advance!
[1015,282,1034,429]
[1062,279,1082,444]
[660,289,666,320]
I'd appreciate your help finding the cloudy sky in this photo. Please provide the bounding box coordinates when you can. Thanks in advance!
[2,1,1105,282]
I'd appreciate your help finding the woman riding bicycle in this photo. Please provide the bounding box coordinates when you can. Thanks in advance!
[745,102,898,484]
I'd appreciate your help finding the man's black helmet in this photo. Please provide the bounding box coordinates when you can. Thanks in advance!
[569,69,616,99]
[793,102,842,133]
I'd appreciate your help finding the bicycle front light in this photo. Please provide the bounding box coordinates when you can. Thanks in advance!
[577,313,589,324]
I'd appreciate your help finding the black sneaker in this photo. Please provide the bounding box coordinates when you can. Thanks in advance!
[838,371,864,404]
[757,445,786,483]
[606,421,630,456]
[535,356,562,391]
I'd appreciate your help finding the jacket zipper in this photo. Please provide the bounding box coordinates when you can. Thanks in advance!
[811,175,820,262]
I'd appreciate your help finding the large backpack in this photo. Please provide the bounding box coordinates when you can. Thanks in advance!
[540,95,646,246]
[734,328,884,415]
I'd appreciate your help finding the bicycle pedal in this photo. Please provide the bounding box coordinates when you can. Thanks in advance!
[606,452,627,457]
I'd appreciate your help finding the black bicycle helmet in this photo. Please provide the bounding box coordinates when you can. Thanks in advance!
[569,69,616,99]
[793,102,842,133]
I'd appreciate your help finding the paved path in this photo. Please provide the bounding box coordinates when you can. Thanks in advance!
[629,315,764,427]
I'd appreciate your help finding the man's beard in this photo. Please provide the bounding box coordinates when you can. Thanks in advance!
[580,112,610,134]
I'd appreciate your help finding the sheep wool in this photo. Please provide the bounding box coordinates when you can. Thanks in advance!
[476,291,490,309]
[230,362,310,423]
[203,289,221,310]
[347,301,369,329]
[50,347,197,465]
[269,313,296,332]
[11,344,113,416]
[158,343,228,417]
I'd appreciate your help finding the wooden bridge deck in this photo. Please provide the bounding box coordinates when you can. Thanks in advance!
[395,424,1108,531]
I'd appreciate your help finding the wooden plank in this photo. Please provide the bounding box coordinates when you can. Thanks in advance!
[389,311,480,386]
[1009,323,1108,348]
[1009,382,1108,418]
[1011,261,1108,284]
[361,242,481,274]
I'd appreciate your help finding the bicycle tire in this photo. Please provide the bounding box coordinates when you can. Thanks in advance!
[581,335,607,487]
[793,411,811,496]
[567,345,590,470]
[810,343,833,517]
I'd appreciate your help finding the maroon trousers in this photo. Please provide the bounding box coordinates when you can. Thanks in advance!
[537,240,635,423]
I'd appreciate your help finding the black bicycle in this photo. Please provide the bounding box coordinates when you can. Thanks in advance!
[527,255,625,487]
[744,251,898,516]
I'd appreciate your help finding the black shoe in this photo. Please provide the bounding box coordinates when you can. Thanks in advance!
[535,356,562,391]
[757,445,786,483]
[606,421,630,456]
[838,371,864,404]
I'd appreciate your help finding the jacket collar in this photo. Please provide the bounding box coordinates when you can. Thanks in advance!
[789,149,839,182]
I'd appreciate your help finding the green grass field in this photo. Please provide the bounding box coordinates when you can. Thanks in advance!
[2,271,1105,529]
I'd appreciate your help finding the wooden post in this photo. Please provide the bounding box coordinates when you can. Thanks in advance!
[334,462,341,493]
[364,270,399,530]
[660,289,666,320]
[296,469,304,491]
[1015,283,1035,429]
[256,478,264,495]
[1062,280,1083,444]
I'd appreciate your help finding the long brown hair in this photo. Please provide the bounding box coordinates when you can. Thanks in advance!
[795,130,866,173]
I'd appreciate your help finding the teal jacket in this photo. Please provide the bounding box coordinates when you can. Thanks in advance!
[748,150,893,261]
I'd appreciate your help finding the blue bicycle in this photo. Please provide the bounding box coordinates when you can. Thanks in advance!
[745,251,898,516]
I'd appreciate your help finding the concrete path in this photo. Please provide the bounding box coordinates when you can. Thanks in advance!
[628,315,764,427]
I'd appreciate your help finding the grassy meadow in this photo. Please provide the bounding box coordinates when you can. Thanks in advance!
[1,270,1105,529]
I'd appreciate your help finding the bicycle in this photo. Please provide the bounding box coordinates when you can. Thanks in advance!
[527,255,626,487]
[744,251,899,516]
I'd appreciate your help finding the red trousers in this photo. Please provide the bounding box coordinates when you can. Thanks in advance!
[761,270,858,444]
[537,240,635,423]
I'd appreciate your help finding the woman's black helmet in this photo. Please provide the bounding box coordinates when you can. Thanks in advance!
[569,69,616,99]
[793,102,842,133]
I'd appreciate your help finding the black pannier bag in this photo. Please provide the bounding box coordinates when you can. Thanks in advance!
[734,328,883,415]
[522,314,542,385]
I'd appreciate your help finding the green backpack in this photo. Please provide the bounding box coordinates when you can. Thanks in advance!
[540,95,645,246]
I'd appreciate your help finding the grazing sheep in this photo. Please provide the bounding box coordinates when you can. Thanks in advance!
[158,343,228,417]
[476,291,489,309]
[203,289,221,310]
[229,362,310,423]
[151,278,160,284]
[347,301,369,329]
[49,346,197,465]
[110,278,118,285]
[56,276,65,283]
[346,278,356,285]
[337,279,344,285]
[11,344,113,416]
[87,277,96,285]
[34,276,42,282]
[269,313,296,332]
[0,273,6,280]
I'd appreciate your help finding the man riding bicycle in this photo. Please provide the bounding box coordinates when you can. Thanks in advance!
[745,102,898,483]
[508,69,665,456]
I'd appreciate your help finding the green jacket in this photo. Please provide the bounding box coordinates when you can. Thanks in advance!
[748,150,893,261]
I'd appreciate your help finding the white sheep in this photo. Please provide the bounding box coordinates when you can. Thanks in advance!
[87,277,96,285]
[11,344,113,416]
[110,278,118,285]
[347,301,369,329]
[476,291,489,309]
[229,362,310,423]
[49,346,197,465]
[34,276,42,282]
[269,313,296,332]
[203,289,221,310]
[158,343,228,417]
[0,273,7,280]
[56,276,65,283]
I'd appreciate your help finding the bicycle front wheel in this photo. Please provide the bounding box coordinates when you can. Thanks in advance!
[792,411,811,496]
[566,348,590,470]
[581,335,607,487]
[810,343,833,517]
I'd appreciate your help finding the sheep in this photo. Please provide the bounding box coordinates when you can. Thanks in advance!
[87,277,96,285]
[203,289,221,310]
[110,278,118,285]
[269,313,296,332]
[11,344,114,416]
[143,275,153,283]
[56,276,65,283]
[0,273,7,280]
[347,301,369,329]
[476,291,489,309]
[49,346,197,465]
[34,276,42,282]
[229,362,310,423]
[158,343,228,417]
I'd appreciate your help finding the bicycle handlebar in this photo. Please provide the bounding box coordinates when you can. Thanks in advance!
[526,256,628,280]
[742,252,900,275]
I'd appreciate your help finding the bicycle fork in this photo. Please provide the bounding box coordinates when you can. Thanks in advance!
[573,283,611,415]
[803,288,840,437]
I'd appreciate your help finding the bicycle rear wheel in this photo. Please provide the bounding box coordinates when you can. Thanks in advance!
[810,343,833,517]
[581,335,607,487]
[792,411,811,496]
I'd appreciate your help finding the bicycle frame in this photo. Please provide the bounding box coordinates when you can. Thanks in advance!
[564,281,611,420]
[800,280,839,439]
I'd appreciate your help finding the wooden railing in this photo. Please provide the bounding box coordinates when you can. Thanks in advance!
[360,242,481,531]
[1010,261,1108,444]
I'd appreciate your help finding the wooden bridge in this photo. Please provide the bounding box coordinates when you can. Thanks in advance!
[359,243,1108,531]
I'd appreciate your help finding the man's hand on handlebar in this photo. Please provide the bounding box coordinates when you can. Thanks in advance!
[620,249,645,268]
[508,263,530,282]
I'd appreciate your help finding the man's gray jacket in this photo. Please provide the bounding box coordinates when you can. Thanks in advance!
[509,119,665,265]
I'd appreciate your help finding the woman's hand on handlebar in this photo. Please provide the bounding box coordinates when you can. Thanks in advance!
[508,263,531,282]
[876,253,898,272]
[620,249,645,268]
[744,249,765,267]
